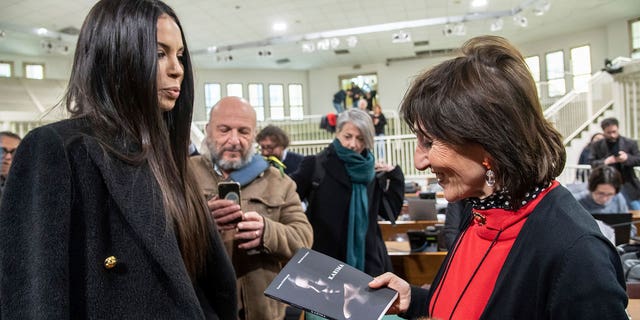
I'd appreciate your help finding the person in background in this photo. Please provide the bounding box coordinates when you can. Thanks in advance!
[357,98,369,112]
[291,109,404,320]
[576,165,635,239]
[369,35,627,319]
[256,124,304,175]
[371,104,387,160]
[364,90,377,112]
[291,108,404,319]
[0,131,21,202]
[332,88,351,114]
[350,83,363,109]
[190,96,313,320]
[577,165,629,214]
[0,0,237,318]
[590,117,640,210]
[576,132,604,182]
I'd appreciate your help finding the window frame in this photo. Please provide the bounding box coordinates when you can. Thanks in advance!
[24,62,45,79]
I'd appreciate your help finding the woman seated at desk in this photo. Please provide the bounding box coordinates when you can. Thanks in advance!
[576,165,636,239]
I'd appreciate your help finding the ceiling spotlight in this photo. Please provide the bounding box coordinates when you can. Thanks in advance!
[258,50,272,56]
[330,37,340,49]
[391,30,411,43]
[272,22,287,32]
[442,24,454,37]
[513,15,528,27]
[36,28,48,36]
[471,0,488,8]
[452,23,467,36]
[490,17,504,32]
[316,39,330,51]
[533,0,551,16]
[207,46,218,53]
[346,36,358,48]
[301,42,315,53]
[216,55,233,62]
[0,30,6,38]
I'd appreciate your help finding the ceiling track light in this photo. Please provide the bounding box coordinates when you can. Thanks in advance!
[452,23,466,36]
[513,14,528,27]
[391,30,411,43]
[533,0,551,16]
[490,17,504,32]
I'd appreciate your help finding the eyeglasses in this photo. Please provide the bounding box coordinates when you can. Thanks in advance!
[259,144,279,152]
[1,147,16,157]
[593,191,616,199]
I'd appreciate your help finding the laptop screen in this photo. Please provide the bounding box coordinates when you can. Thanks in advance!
[406,198,437,221]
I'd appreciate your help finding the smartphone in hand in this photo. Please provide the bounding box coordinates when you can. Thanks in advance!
[218,181,242,224]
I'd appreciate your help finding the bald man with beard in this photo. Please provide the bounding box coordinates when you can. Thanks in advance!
[189,96,313,320]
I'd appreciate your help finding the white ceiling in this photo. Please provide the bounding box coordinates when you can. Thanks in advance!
[0,0,638,70]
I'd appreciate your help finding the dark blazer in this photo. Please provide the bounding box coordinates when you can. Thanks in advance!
[282,150,304,175]
[403,185,627,319]
[590,136,640,200]
[290,144,404,276]
[0,118,237,319]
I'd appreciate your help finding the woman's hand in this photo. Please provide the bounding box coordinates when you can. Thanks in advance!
[374,161,395,173]
[369,272,411,315]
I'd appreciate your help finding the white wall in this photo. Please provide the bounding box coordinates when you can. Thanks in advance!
[0,53,72,80]
[192,68,309,122]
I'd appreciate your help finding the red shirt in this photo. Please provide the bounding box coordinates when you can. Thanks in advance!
[429,181,559,319]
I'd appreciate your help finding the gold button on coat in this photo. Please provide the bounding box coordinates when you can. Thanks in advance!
[104,256,117,269]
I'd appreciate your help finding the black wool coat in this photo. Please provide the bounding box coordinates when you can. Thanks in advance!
[403,185,628,319]
[0,118,237,319]
[290,144,404,277]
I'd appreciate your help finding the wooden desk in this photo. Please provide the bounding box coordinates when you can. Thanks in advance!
[385,241,447,287]
[628,299,640,318]
[379,220,440,241]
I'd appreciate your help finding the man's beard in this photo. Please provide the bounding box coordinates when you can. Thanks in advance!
[205,138,254,171]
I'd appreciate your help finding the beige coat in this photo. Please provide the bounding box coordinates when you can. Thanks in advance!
[190,155,313,320]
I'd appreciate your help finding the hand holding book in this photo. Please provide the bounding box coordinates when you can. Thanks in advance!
[264,248,398,320]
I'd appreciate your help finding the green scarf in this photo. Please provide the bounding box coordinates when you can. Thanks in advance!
[332,138,374,271]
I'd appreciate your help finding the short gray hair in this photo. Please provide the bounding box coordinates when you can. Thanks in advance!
[336,109,375,150]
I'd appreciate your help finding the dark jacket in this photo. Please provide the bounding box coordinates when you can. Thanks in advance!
[403,185,627,319]
[590,136,640,200]
[283,150,304,175]
[290,144,404,276]
[0,118,237,319]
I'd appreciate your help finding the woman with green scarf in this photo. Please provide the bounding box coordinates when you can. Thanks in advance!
[291,108,405,319]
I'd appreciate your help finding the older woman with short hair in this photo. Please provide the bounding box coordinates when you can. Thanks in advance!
[291,108,404,277]
[370,35,626,319]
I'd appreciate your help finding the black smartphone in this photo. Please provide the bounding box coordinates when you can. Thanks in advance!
[218,181,242,224]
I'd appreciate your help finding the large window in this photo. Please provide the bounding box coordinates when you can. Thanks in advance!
[268,84,284,120]
[525,56,541,97]
[24,63,44,79]
[226,83,243,98]
[545,50,566,97]
[204,83,221,120]
[631,18,640,59]
[288,84,304,120]
[0,61,12,77]
[570,45,592,92]
[248,83,265,121]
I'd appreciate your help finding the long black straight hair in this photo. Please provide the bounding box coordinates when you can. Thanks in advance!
[65,0,211,279]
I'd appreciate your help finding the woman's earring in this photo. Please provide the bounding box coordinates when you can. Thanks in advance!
[483,160,495,187]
